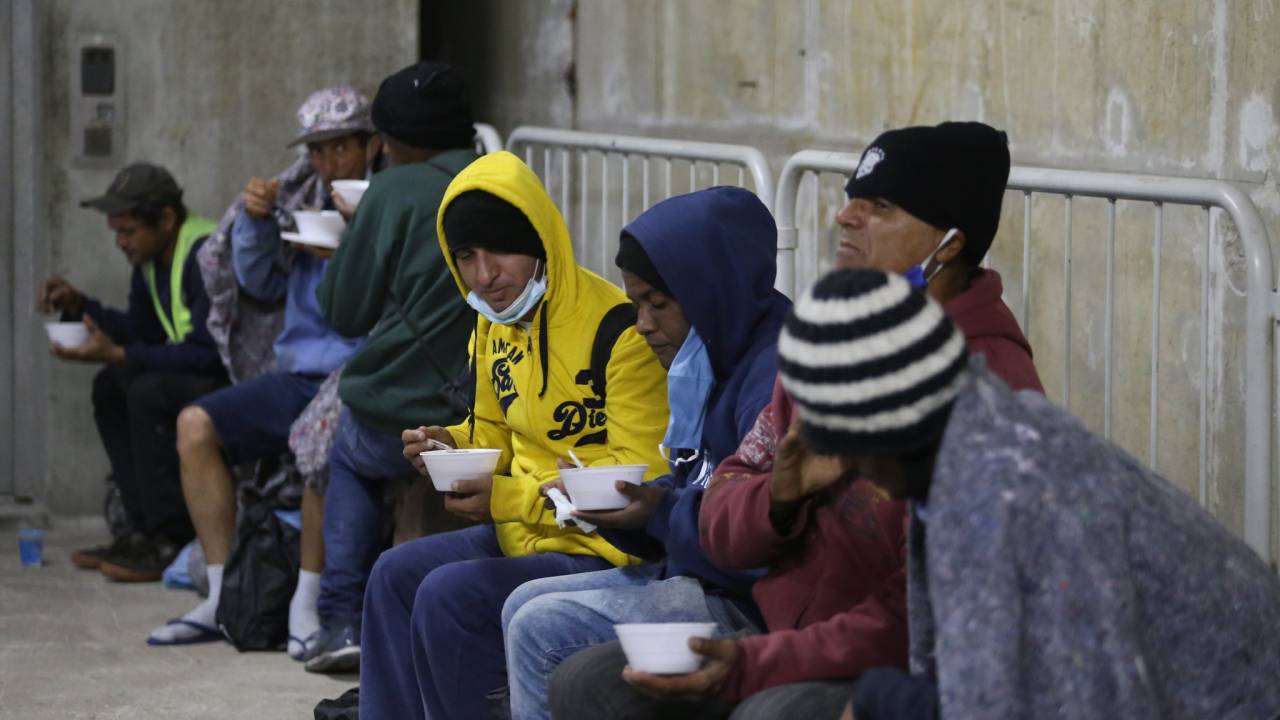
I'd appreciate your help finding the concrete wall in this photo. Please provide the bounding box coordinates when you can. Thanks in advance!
[469,0,1280,556]
[33,0,417,515]
[23,1,1280,553]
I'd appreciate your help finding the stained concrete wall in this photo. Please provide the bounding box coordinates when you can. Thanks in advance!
[34,0,417,515]
[465,0,1280,557]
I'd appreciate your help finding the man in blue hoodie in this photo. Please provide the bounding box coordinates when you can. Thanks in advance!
[145,86,368,645]
[500,186,790,720]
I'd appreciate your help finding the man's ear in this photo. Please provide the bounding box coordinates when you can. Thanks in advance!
[936,229,967,264]
[160,206,179,234]
[366,134,384,166]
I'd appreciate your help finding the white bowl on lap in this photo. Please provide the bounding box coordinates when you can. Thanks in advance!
[614,623,719,675]
[330,180,369,209]
[45,321,89,347]
[559,464,648,511]
[419,448,502,492]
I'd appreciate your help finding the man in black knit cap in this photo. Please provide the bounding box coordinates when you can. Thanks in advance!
[305,61,479,672]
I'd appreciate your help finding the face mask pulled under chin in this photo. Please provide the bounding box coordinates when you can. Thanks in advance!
[904,228,959,290]
[466,260,547,325]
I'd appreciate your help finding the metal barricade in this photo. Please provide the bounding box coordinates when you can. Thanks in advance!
[474,123,503,155]
[507,126,772,283]
[776,149,1277,564]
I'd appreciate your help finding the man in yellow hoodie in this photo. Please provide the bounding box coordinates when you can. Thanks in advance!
[361,152,669,720]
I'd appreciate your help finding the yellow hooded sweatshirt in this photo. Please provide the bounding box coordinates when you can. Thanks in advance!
[437,151,669,565]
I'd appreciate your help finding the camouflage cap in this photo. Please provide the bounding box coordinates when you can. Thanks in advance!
[287,84,374,148]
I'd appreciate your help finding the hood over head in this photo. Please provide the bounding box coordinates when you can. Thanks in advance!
[621,186,789,379]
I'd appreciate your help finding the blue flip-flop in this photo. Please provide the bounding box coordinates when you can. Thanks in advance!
[288,631,317,661]
[146,618,223,646]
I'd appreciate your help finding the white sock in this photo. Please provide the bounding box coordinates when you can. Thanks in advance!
[148,564,223,644]
[288,569,322,660]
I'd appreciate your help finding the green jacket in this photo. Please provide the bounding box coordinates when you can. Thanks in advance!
[316,150,479,434]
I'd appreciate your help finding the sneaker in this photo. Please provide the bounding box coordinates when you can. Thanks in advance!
[99,536,181,582]
[303,624,361,674]
[70,531,145,570]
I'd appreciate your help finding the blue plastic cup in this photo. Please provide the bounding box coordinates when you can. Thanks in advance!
[17,527,44,568]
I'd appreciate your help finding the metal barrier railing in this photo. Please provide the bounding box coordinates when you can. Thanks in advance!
[507,126,772,283]
[776,149,1277,564]
[474,123,503,155]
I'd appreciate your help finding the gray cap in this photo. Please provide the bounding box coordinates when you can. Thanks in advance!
[80,162,183,215]
[287,84,374,148]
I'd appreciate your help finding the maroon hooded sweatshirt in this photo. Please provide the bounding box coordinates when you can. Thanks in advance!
[701,269,1043,702]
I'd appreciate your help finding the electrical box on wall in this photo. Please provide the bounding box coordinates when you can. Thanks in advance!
[70,34,124,167]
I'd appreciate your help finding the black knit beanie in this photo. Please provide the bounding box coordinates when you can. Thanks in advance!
[777,269,968,456]
[844,122,1011,266]
[442,190,546,261]
[371,61,475,150]
[614,233,672,296]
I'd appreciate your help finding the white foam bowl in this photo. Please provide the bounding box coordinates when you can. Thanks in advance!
[291,209,345,245]
[559,464,648,511]
[45,321,89,347]
[419,448,502,492]
[615,622,718,675]
[330,180,369,209]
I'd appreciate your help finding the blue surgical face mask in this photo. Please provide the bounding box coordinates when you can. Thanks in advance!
[904,228,959,290]
[466,260,547,325]
[659,326,714,467]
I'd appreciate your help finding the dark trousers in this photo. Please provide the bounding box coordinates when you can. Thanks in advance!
[549,639,854,720]
[359,524,612,720]
[91,364,226,543]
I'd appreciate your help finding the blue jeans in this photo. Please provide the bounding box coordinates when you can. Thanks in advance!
[316,407,412,630]
[502,564,759,720]
[359,524,612,720]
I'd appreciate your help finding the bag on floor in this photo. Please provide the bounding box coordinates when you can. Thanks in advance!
[216,501,301,651]
[314,687,359,720]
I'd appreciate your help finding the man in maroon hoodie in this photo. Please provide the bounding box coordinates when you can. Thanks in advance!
[549,122,1043,719]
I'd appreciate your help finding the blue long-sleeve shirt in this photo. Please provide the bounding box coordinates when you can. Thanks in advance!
[598,187,791,599]
[230,210,362,376]
[71,236,224,374]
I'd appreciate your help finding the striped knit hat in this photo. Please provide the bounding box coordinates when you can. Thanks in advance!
[778,269,968,456]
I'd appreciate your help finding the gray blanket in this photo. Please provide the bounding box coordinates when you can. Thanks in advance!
[909,357,1280,720]
[196,154,327,383]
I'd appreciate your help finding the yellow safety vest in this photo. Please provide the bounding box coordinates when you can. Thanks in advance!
[145,214,216,344]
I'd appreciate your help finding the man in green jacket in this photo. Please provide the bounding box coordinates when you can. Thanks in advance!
[305,61,479,673]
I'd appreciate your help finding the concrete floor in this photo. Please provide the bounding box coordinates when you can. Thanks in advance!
[0,518,355,719]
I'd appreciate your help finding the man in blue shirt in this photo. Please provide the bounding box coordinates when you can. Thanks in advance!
[42,163,226,583]
[145,86,370,646]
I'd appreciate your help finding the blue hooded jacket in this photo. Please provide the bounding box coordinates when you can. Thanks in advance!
[602,186,790,598]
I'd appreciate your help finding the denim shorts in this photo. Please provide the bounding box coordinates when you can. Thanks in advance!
[191,371,323,465]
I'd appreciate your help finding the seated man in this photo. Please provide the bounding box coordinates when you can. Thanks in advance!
[145,86,371,646]
[500,186,790,720]
[363,151,669,720]
[305,61,479,673]
[550,122,1044,719]
[42,163,224,581]
[778,269,1280,720]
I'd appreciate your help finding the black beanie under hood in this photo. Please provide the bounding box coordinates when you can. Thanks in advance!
[614,232,672,296]
[442,190,546,261]
[843,121,1011,266]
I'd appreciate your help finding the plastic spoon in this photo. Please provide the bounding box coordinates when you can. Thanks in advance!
[567,449,585,468]
[427,438,455,453]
